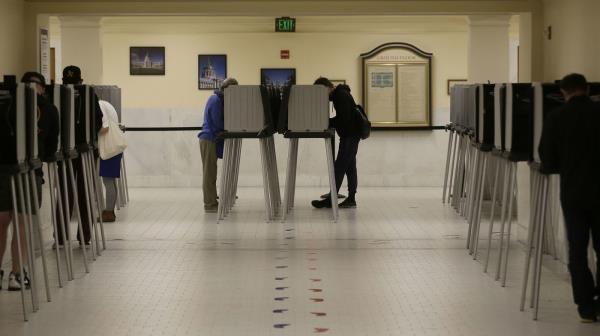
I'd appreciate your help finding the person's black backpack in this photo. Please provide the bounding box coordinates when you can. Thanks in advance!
[355,105,371,140]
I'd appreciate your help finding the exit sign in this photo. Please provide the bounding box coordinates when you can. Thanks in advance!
[276,17,296,32]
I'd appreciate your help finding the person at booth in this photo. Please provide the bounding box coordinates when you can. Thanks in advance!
[311,77,361,209]
[539,73,600,323]
[54,66,103,248]
[0,72,59,291]
[198,78,238,213]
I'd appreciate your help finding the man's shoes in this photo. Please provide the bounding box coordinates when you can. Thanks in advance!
[102,210,116,223]
[0,270,3,290]
[320,192,346,199]
[205,203,219,213]
[311,198,332,209]
[339,198,357,209]
[578,304,598,323]
[8,271,30,291]
[52,242,64,250]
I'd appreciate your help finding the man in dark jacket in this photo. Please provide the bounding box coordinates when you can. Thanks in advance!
[312,77,361,209]
[0,72,60,291]
[539,73,600,322]
[55,66,103,247]
[198,78,238,213]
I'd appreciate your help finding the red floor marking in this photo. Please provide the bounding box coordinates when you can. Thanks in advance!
[310,298,324,302]
[309,267,317,270]
[314,328,329,333]
[309,289,323,293]
[311,312,327,317]
[310,279,322,282]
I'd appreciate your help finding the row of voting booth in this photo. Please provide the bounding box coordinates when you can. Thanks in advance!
[0,76,128,321]
[443,81,600,320]
[218,85,338,222]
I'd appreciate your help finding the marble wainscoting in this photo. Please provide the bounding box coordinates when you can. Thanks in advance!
[122,107,451,188]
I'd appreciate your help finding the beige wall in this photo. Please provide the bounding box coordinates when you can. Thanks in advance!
[0,0,25,77]
[100,16,468,115]
[542,0,600,81]
[89,16,469,187]
[23,0,545,74]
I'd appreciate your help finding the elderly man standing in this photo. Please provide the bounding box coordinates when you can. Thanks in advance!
[198,78,238,213]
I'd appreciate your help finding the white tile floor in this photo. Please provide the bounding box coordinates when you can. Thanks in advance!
[0,187,598,335]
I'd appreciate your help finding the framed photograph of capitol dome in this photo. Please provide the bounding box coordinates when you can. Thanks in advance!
[198,54,227,90]
[130,47,165,76]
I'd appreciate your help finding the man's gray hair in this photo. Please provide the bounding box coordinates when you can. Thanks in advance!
[220,78,239,92]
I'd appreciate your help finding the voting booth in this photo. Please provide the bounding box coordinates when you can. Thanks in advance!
[218,85,281,221]
[281,85,338,221]
[0,79,48,320]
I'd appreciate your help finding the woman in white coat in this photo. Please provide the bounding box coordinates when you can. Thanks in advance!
[98,100,124,222]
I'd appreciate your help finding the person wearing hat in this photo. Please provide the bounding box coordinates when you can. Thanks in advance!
[54,66,103,248]
[0,72,59,291]
[198,78,238,213]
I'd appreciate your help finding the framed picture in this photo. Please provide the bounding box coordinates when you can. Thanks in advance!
[330,79,346,87]
[360,42,433,129]
[198,54,227,90]
[130,47,165,76]
[447,79,468,95]
[260,68,296,89]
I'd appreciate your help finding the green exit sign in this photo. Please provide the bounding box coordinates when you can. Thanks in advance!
[276,17,296,32]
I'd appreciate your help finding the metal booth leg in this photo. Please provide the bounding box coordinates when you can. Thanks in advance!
[520,167,541,311]
[10,175,29,321]
[89,154,107,250]
[472,151,489,259]
[443,130,454,203]
[20,174,39,311]
[466,147,480,249]
[217,139,230,221]
[29,170,51,302]
[282,138,294,222]
[48,163,65,287]
[84,153,102,255]
[51,161,74,281]
[325,138,338,222]
[67,159,90,272]
[259,138,273,221]
[447,131,459,204]
[80,153,98,258]
[121,153,130,203]
[484,155,501,273]
[494,159,511,281]
[501,162,518,287]
[290,139,299,209]
[533,175,549,320]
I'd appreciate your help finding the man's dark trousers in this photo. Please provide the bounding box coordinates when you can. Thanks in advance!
[334,137,360,196]
[562,205,600,311]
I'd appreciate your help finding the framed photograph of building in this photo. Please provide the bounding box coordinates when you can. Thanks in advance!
[260,68,296,89]
[198,54,227,90]
[130,47,165,76]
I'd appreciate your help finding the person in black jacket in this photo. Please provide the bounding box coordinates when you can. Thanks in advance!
[0,72,59,291]
[539,73,600,322]
[54,66,103,248]
[312,77,361,209]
